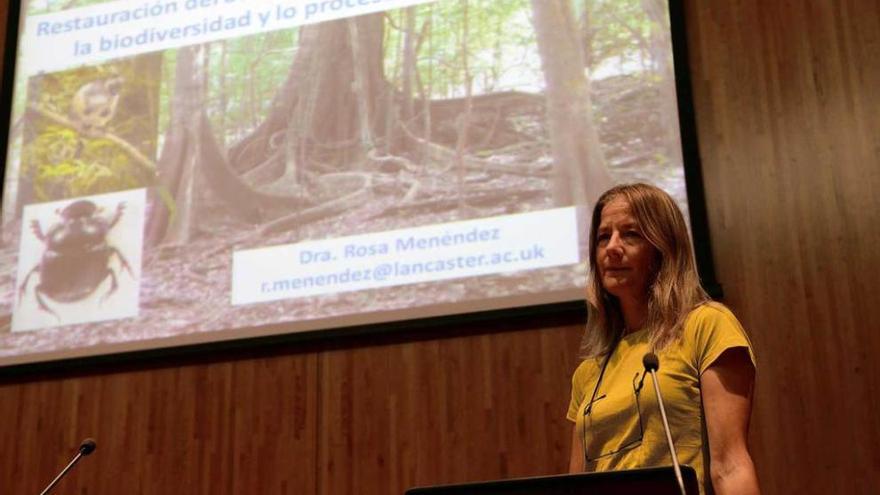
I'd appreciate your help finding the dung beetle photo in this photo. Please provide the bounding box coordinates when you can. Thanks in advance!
[18,199,133,319]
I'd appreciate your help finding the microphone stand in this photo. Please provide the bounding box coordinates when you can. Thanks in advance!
[39,439,96,495]
[644,354,687,495]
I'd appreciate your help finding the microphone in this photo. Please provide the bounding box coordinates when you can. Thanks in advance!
[79,438,97,455]
[38,438,97,495]
[643,353,687,495]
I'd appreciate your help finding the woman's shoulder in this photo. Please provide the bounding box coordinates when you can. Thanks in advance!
[680,301,755,370]
[680,301,750,349]
[571,355,603,388]
[684,301,741,328]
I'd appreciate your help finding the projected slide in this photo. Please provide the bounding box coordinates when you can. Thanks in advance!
[0,0,689,366]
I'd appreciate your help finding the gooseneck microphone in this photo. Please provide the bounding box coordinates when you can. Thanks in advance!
[643,353,687,495]
[38,438,97,495]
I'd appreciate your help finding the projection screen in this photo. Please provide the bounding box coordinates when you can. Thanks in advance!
[0,0,704,367]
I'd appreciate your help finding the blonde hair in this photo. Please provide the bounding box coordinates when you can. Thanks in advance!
[581,183,709,357]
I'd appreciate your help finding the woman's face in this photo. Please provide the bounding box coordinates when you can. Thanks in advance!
[595,197,659,303]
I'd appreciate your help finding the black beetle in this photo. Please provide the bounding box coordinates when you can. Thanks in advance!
[18,199,133,319]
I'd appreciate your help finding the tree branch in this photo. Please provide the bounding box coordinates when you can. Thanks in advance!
[26,103,157,179]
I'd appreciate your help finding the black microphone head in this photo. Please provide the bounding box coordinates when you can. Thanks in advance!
[643,352,660,372]
[79,438,96,456]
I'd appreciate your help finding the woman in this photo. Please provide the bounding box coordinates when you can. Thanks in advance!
[567,183,760,495]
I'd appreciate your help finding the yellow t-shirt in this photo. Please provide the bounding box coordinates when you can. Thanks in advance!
[567,302,755,495]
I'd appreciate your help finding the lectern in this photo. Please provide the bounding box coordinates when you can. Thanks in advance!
[405,465,699,495]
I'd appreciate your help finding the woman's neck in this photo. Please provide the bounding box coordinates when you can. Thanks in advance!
[619,295,649,333]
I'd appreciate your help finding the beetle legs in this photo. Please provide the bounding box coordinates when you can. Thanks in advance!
[34,285,61,321]
[30,220,46,242]
[107,202,126,230]
[109,246,133,275]
[18,265,40,304]
[99,268,118,304]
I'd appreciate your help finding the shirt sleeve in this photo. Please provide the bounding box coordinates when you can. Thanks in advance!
[567,367,583,422]
[687,303,757,374]
[567,358,597,422]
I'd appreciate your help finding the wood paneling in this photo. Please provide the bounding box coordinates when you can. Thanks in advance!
[1,0,879,493]
[0,322,582,494]
[684,0,880,492]
[0,353,320,494]
[317,322,580,495]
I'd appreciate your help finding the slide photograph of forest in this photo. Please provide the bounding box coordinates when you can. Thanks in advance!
[0,0,688,364]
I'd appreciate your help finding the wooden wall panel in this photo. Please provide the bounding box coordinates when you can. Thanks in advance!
[1,0,880,494]
[317,322,581,495]
[0,353,319,494]
[684,0,880,492]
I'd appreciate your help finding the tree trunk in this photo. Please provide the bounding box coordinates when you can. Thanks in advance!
[401,7,417,122]
[580,0,596,71]
[455,0,473,208]
[228,14,387,178]
[531,0,611,207]
[148,15,388,239]
[218,40,228,146]
[644,0,683,167]
[149,41,301,246]
[155,45,207,245]
[148,15,392,244]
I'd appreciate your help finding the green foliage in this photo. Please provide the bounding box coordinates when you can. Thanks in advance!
[22,60,159,201]
[27,0,115,16]
[149,0,669,148]
[201,30,299,144]
[577,0,668,74]
[386,0,540,98]
[157,50,176,136]
[24,125,142,201]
